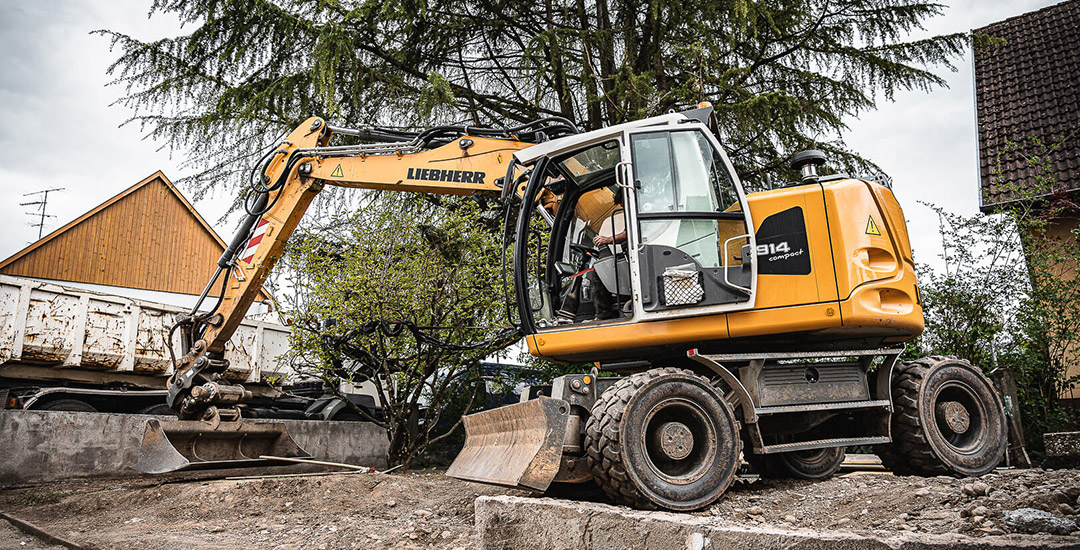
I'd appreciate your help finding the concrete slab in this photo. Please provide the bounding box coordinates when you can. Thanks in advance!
[1046,432,1080,469]
[474,495,1080,550]
[0,410,388,486]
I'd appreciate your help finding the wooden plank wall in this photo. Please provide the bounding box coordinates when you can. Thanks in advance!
[2,179,264,298]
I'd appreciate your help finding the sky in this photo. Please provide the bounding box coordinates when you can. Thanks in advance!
[0,0,1061,271]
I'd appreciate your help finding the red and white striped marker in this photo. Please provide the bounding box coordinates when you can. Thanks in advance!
[239,219,269,264]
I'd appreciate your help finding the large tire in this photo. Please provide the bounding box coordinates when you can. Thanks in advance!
[584,368,741,511]
[875,356,1006,477]
[747,446,846,481]
[36,398,96,412]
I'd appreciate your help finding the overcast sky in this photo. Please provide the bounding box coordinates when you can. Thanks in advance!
[0,0,1060,271]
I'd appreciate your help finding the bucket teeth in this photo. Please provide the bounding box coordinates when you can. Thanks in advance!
[447,397,569,492]
[132,419,310,474]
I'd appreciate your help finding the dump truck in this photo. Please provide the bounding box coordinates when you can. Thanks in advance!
[0,274,377,420]
[135,106,1007,510]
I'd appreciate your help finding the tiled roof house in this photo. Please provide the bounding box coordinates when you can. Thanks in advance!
[974,0,1080,211]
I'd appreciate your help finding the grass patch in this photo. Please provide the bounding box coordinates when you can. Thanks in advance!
[21,489,67,506]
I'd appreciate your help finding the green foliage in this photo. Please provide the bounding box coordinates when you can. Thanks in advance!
[101,0,965,197]
[915,136,1080,457]
[281,193,517,467]
[21,489,67,506]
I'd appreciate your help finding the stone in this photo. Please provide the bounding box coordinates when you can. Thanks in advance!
[1059,503,1077,516]
[971,506,989,517]
[963,481,991,497]
[783,515,797,524]
[746,505,765,517]
[440,531,452,539]
[1003,508,1079,535]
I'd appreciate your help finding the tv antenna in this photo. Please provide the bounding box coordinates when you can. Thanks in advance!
[21,188,65,241]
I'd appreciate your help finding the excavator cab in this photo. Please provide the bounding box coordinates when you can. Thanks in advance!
[506,114,758,338]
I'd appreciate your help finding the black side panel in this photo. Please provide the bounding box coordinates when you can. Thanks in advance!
[756,206,811,275]
[640,245,751,311]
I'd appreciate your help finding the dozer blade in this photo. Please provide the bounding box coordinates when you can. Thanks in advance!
[132,419,311,474]
[447,396,569,492]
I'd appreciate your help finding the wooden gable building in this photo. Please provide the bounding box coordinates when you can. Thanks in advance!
[0,172,271,311]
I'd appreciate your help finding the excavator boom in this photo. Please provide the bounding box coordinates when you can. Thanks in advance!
[134,116,563,473]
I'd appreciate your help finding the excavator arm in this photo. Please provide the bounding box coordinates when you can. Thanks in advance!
[166,116,548,422]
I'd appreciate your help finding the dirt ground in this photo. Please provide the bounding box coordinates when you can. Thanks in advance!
[0,519,66,550]
[1,467,1078,549]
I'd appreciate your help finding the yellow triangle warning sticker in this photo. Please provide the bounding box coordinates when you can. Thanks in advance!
[330,164,344,178]
[865,215,881,236]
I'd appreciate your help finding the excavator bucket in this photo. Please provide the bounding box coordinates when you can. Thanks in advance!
[447,396,569,492]
[132,419,310,474]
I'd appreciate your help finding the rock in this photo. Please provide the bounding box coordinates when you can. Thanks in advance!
[747,505,765,517]
[971,505,988,517]
[898,513,909,521]
[387,500,397,507]
[1060,503,1077,516]
[414,509,433,517]
[914,487,931,496]
[440,530,452,539]
[962,481,990,497]
[837,518,851,526]
[784,515,797,524]
[1003,508,1079,535]
[971,516,985,524]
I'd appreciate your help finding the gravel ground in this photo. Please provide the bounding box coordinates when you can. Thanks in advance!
[0,468,1078,549]
[706,468,1080,537]
[0,519,67,550]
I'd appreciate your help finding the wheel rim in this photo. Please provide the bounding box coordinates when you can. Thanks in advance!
[931,381,987,455]
[640,397,717,484]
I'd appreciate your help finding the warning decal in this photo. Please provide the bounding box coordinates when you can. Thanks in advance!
[330,164,344,178]
[865,215,881,236]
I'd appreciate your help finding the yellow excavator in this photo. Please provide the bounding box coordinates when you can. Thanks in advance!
[135,105,1007,511]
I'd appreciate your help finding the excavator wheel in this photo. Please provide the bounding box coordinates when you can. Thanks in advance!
[746,446,847,481]
[875,356,1006,477]
[584,368,741,511]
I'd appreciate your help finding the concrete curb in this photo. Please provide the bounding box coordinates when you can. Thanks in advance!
[474,495,1080,550]
[1,512,88,550]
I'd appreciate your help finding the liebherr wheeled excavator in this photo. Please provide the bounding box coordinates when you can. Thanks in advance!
[135,105,1007,511]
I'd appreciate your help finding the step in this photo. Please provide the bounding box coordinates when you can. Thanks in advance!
[754,399,891,416]
[759,436,891,455]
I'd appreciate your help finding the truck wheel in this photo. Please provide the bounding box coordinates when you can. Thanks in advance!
[876,356,1006,477]
[747,446,846,480]
[37,398,96,412]
[584,368,741,511]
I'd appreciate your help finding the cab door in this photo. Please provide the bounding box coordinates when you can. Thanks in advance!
[621,124,757,320]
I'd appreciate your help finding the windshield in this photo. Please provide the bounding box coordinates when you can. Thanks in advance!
[559,140,620,185]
